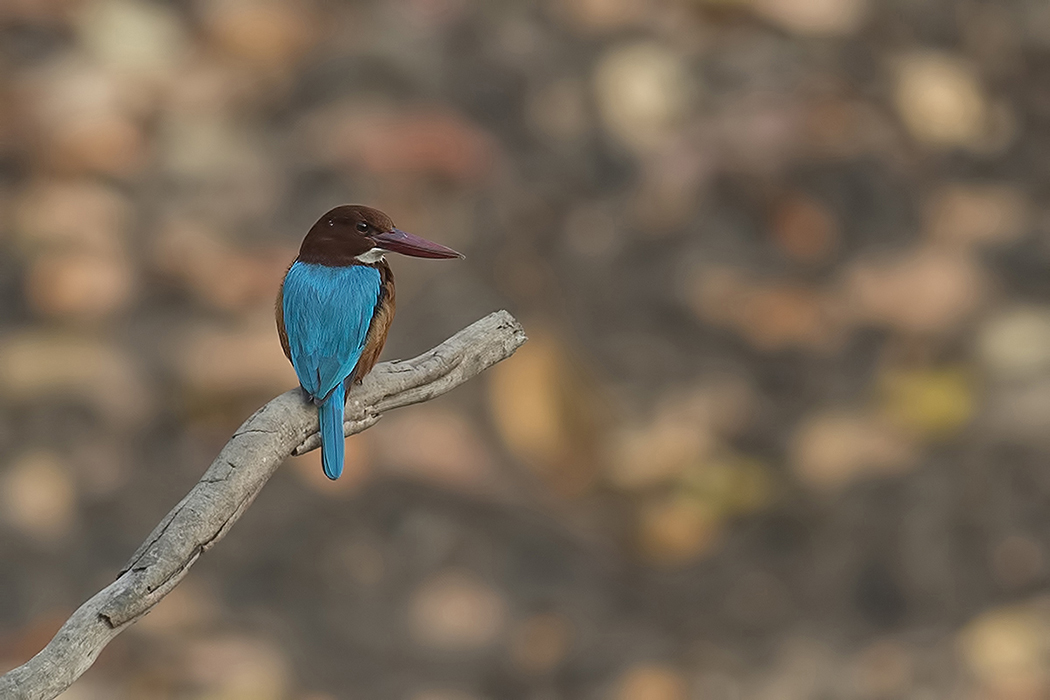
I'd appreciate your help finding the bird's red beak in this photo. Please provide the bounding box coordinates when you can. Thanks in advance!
[371,228,463,259]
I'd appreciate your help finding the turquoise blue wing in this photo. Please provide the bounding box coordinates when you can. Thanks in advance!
[281,261,382,402]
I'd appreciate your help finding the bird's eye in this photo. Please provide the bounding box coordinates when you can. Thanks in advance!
[356,221,369,233]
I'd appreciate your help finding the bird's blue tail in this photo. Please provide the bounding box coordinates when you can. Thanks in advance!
[318,382,345,480]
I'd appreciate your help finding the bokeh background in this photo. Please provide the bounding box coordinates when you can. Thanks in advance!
[1,0,1049,698]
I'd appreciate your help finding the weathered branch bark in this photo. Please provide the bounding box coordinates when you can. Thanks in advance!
[0,311,526,700]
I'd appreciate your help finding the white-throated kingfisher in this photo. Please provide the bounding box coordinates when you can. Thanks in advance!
[277,205,462,480]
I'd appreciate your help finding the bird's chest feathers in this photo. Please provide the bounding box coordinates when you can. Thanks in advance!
[282,262,382,333]
[286,262,379,304]
[281,261,384,400]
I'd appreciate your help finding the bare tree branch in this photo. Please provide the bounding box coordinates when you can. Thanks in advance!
[0,311,527,700]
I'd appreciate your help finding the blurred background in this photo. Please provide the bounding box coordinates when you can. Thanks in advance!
[0,0,1048,698]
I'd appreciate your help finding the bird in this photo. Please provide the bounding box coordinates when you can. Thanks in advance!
[277,205,462,480]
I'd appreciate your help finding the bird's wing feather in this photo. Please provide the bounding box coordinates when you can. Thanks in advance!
[281,261,382,402]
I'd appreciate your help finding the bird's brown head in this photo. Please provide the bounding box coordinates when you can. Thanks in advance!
[298,205,462,266]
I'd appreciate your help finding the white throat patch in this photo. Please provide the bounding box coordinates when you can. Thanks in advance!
[355,248,386,264]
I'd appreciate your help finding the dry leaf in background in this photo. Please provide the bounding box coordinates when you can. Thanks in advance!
[488,329,608,496]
